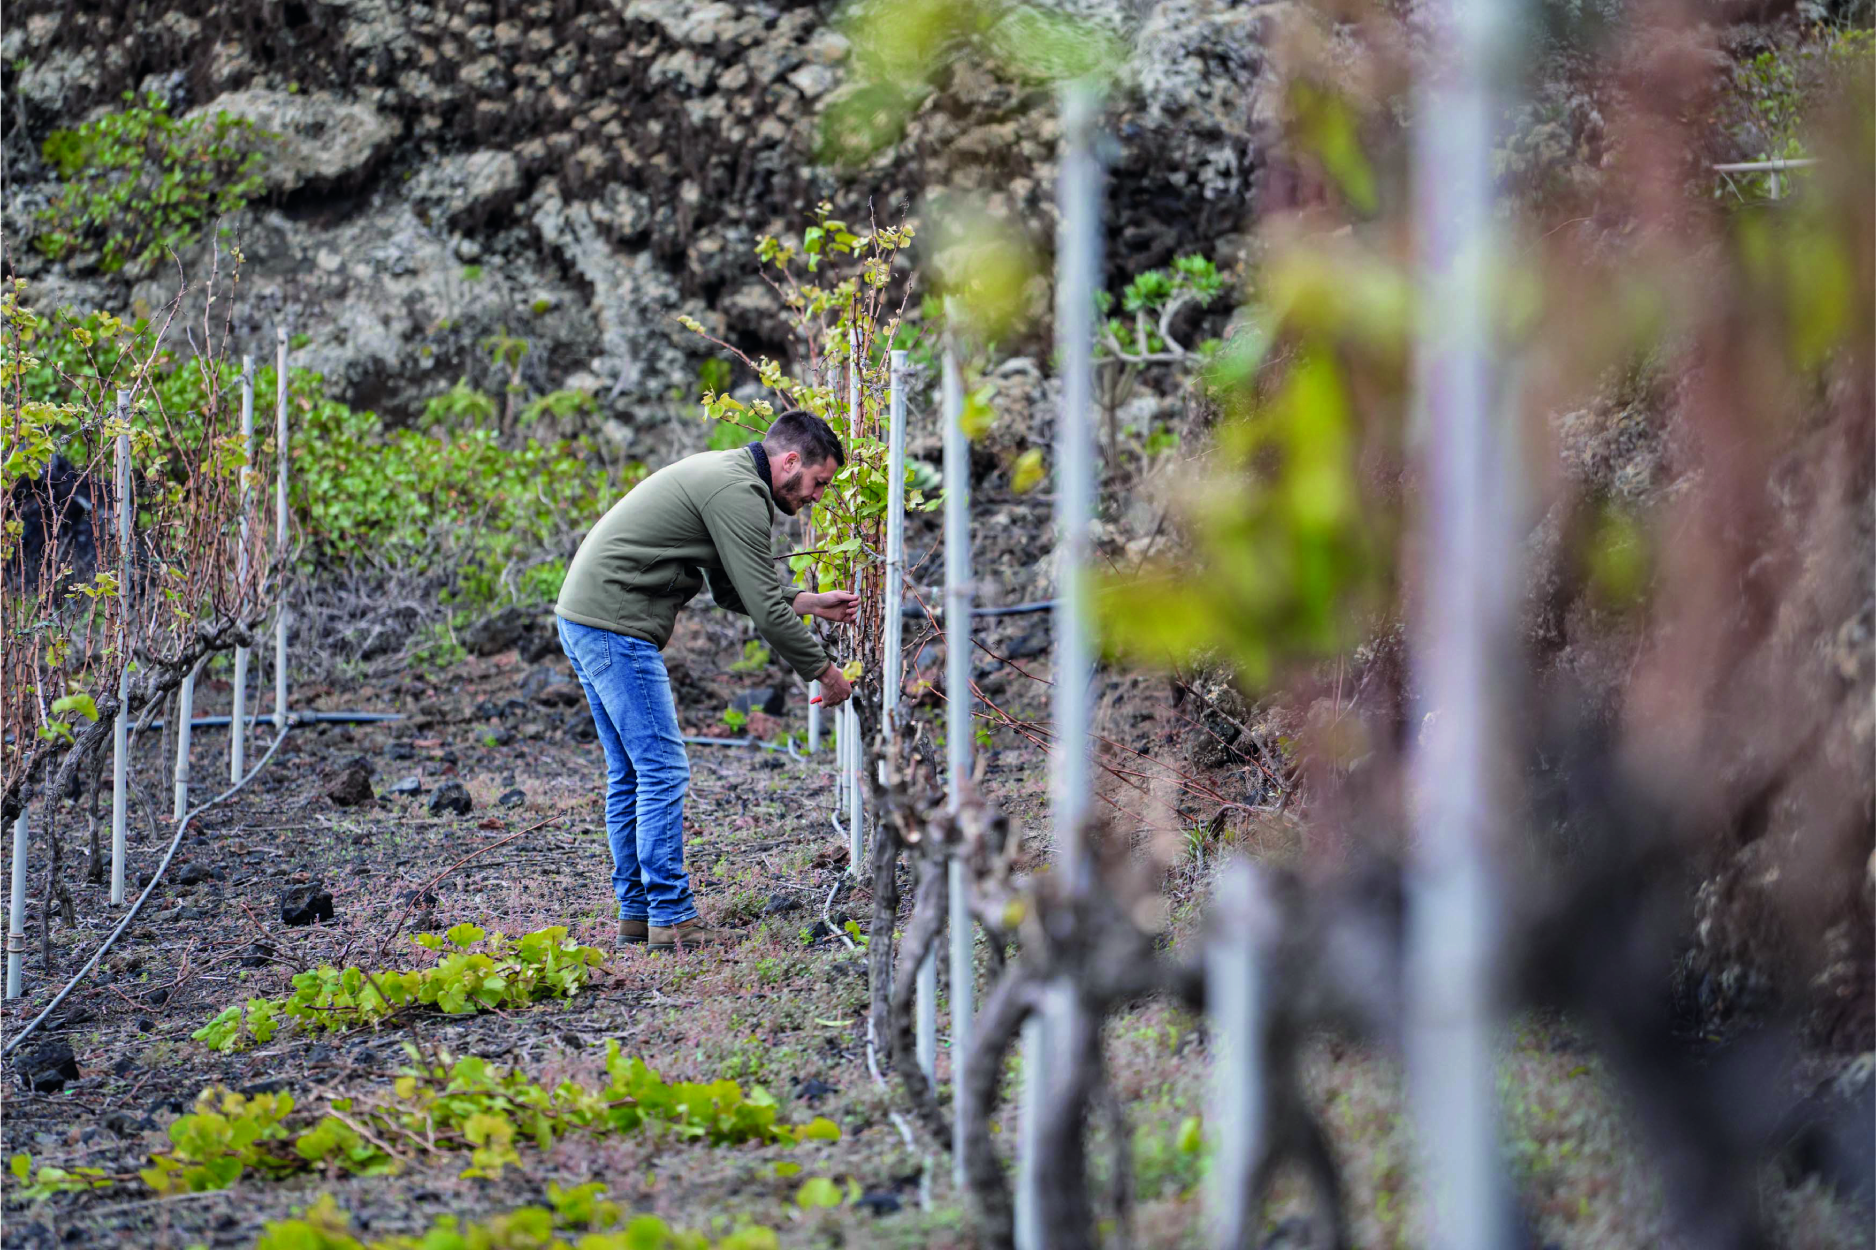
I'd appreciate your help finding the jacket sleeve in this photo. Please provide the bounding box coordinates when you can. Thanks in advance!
[698,482,831,681]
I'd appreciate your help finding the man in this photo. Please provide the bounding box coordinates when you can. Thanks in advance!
[555,411,856,952]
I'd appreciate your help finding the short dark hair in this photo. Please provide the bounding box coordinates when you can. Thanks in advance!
[764,409,845,467]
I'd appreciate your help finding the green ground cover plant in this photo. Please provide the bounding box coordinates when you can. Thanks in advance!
[192,925,604,1053]
[11,1046,840,1199]
[252,1186,781,1250]
[33,92,271,274]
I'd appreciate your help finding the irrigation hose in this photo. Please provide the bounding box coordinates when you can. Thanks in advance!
[902,599,1057,620]
[141,711,405,730]
[3,723,295,1059]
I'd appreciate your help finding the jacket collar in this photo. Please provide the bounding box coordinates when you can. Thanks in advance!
[747,441,774,495]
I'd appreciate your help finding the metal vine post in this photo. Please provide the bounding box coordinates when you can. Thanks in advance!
[231,354,255,781]
[1406,0,1518,1234]
[941,337,975,1186]
[1015,77,1104,1250]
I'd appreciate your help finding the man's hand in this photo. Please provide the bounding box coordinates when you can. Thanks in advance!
[816,661,853,708]
[793,590,859,624]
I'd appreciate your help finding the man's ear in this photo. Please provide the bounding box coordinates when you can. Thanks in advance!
[777,449,801,474]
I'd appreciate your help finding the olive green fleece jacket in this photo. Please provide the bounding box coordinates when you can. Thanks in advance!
[555,448,830,681]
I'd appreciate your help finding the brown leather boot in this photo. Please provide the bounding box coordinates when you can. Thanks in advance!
[618,917,648,946]
[647,917,737,952]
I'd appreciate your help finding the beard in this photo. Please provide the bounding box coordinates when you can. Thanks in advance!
[772,468,807,516]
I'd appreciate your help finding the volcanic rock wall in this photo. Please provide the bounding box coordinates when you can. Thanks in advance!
[2,0,1274,455]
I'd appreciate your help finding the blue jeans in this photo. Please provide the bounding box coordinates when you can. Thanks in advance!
[556,617,697,927]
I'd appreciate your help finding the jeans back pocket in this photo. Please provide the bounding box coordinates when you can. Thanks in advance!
[559,618,613,677]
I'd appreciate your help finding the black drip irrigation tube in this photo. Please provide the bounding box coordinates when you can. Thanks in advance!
[902,598,1058,619]
[138,711,404,730]
[684,735,796,754]
[2,724,297,1060]
[149,711,777,752]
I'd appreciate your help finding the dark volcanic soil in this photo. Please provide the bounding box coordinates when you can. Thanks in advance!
[3,609,1868,1250]
[0,614,978,1248]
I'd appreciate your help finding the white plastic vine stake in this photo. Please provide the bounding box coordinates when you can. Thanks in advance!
[273,327,289,731]
[1206,861,1270,1249]
[110,390,132,907]
[883,349,935,1081]
[833,698,845,811]
[1406,0,1516,1235]
[846,703,863,878]
[883,351,908,730]
[232,356,254,782]
[802,675,817,754]
[1018,79,1104,1250]
[172,659,200,821]
[845,339,865,878]
[942,338,975,1184]
[805,368,823,756]
[6,804,27,998]
[1052,81,1101,888]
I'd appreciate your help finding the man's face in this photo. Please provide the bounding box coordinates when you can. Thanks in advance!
[771,451,838,516]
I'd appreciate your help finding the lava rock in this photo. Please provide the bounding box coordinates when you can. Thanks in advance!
[385,740,416,761]
[325,759,375,807]
[280,882,334,926]
[534,681,584,709]
[794,1076,836,1103]
[239,1077,290,1096]
[1006,626,1050,659]
[187,89,398,195]
[564,713,597,742]
[520,629,561,665]
[102,1110,146,1136]
[408,149,523,232]
[238,942,275,967]
[762,893,803,916]
[387,775,422,796]
[175,860,212,886]
[856,1189,902,1217]
[461,604,529,656]
[730,686,786,717]
[143,988,169,1007]
[427,780,473,817]
[18,1041,79,1093]
[497,787,526,808]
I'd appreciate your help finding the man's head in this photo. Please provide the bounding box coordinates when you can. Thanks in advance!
[760,410,844,516]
